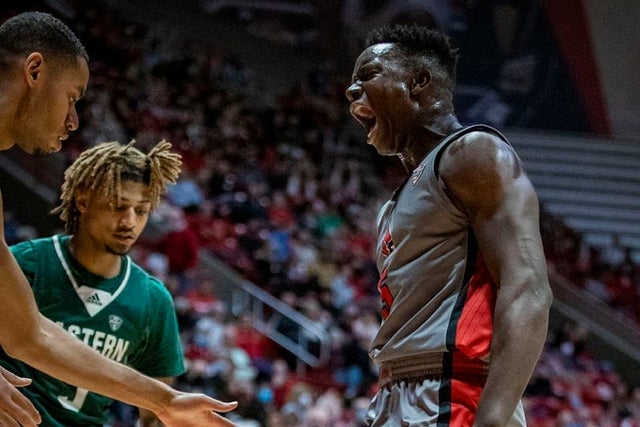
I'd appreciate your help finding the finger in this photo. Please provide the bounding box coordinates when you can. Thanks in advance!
[0,390,41,426]
[0,367,32,387]
[206,399,238,413]
[0,370,41,426]
[0,409,21,427]
[0,404,40,427]
[208,411,235,426]
[7,392,41,427]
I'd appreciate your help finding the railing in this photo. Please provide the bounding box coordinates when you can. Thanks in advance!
[198,251,332,373]
[548,265,640,386]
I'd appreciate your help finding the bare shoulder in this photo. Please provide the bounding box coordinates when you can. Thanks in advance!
[439,130,523,184]
[443,130,517,167]
[438,130,531,214]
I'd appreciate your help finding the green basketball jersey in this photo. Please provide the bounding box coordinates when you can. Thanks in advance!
[0,235,185,426]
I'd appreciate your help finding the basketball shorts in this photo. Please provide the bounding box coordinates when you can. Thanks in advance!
[365,376,526,426]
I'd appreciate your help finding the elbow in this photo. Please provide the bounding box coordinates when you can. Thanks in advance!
[2,327,47,363]
[525,281,553,326]
[538,279,554,313]
[3,338,34,361]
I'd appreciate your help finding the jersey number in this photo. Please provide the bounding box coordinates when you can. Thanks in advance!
[58,388,88,412]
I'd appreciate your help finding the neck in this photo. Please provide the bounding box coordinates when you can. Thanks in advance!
[68,235,122,278]
[0,90,17,151]
[398,113,462,171]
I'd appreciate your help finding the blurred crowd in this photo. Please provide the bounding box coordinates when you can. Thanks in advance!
[2,1,640,426]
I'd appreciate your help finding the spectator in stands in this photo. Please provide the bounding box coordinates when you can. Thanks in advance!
[601,234,628,269]
[156,206,199,286]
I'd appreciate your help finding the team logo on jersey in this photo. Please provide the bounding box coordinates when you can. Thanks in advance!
[411,162,425,185]
[109,315,123,332]
[381,229,394,256]
[86,293,103,306]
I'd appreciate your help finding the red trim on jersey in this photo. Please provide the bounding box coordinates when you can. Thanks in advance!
[454,255,496,360]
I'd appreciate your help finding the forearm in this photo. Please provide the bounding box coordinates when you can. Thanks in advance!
[28,317,174,414]
[474,290,551,426]
[139,378,174,426]
[0,243,174,415]
[139,410,163,427]
[0,242,44,349]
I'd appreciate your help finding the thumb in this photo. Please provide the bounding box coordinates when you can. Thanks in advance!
[208,399,238,413]
[1,366,32,387]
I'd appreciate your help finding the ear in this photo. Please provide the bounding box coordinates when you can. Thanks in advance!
[24,52,45,87]
[409,70,431,96]
[74,192,90,214]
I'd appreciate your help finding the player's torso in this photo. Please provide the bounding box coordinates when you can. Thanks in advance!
[25,235,153,425]
[371,126,502,364]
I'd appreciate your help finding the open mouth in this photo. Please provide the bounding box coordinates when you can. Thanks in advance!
[350,104,377,140]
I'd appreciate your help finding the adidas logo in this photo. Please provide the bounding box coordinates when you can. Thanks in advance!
[86,293,103,306]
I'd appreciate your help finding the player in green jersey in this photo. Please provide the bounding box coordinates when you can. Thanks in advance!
[0,12,236,426]
[0,140,230,426]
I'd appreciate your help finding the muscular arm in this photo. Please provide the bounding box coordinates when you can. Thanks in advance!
[439,133,553,427]
[0,195,236,426]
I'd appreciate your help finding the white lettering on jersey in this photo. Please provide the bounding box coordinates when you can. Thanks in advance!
[56,322,130,362]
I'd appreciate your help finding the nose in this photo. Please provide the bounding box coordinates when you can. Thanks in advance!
[345,83,362,103]
[119,208,137,229]
[66,105,79,132]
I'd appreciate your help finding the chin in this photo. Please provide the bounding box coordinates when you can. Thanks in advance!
[31,149,51,158]
[372,143,396,156]
[107,245,131,256]
[30,146,55,158]
[16,141,52,157]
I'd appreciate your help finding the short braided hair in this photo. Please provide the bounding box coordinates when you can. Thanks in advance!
[52,140,182,233]
[365,23,458,89]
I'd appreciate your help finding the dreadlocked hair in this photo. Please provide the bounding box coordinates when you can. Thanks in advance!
[365,23,458,89]
[52,139,182,233]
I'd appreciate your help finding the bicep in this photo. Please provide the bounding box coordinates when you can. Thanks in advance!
[439,134,548,295]
[472,175,547,299]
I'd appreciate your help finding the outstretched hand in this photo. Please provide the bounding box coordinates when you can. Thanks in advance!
[0,366,41,426]
[156,392,238,427]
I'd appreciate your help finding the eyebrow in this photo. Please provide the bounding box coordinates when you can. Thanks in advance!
[114,196,152,204]
[77,86,87,99]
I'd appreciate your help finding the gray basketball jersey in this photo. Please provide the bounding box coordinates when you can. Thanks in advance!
[371,125,510,365]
